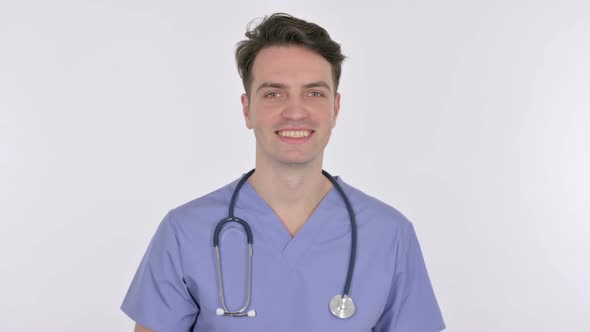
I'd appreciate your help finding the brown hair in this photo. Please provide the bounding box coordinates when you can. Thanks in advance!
[235,13,346,96]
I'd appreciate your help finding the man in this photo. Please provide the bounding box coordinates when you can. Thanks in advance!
[122,13,445,332]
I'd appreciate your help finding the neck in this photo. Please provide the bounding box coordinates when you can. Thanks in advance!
[247,161,332,213]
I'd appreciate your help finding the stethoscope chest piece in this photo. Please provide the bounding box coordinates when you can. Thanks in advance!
[329,294,355,319]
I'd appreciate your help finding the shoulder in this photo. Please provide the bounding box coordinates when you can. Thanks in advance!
[162,178,240,233]
[337,177,414,235]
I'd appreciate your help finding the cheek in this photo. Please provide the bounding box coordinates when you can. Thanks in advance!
[254,111,275,125]
[319,106,337,123]
[250,110,276,132]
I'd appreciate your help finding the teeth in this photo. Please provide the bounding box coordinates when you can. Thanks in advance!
[277,130,311,138]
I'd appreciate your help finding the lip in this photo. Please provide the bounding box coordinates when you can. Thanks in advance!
[275,129,315,145]
[275,128,314,132]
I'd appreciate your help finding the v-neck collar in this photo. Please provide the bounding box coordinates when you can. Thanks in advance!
[237,176,341,267]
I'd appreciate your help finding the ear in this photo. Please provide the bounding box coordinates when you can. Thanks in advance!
[332,93,341,128]
[241,94,253,129]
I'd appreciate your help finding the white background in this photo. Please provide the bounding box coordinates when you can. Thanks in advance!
[1,0,589,331]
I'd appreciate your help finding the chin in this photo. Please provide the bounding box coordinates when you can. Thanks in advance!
[258,148,322,168]
[276,155,320,167]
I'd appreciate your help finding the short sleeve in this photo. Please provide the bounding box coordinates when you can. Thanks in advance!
[373,223,445,332]
[121,212,199,332]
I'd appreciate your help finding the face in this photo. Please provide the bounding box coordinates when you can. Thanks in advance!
[241,46,341,169]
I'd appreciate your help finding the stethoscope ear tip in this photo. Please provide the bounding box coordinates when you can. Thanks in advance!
[216,308,256,318]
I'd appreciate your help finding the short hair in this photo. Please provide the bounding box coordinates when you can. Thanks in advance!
[235,13,346,96]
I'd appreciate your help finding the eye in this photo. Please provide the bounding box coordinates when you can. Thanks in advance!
[309,91,324,97]
[264,91,281,98]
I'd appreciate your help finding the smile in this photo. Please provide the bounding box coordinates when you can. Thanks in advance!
[276,130,313,138]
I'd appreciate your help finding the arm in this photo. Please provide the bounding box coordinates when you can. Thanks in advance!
[373,223,445,331]
[134,323,154,332]
[121,212,199,331]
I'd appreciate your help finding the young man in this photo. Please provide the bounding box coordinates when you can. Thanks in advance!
[122,13,445,332]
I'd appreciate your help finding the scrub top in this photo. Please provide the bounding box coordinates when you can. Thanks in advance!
[121,175,445,332]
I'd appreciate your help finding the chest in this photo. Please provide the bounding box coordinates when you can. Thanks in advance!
[183,223,396,332]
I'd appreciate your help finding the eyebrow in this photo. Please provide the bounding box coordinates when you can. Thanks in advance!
[303,81,332,90]
[255,81,332,93]
[256,82,287,93]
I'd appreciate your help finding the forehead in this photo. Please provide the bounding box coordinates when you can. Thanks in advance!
[250,46,333,88]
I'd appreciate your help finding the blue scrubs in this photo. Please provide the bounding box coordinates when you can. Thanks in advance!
[121,175,445,331]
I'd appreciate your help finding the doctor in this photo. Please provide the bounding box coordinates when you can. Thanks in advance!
[122,13,445,332]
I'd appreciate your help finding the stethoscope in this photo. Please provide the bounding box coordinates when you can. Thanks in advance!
[213,169,358,319]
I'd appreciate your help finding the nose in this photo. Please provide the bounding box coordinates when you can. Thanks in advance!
[281,96,309,120]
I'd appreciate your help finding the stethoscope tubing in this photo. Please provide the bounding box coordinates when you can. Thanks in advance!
[213,169,256,317]
[322,169,357,299]
[212,169,357,318]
